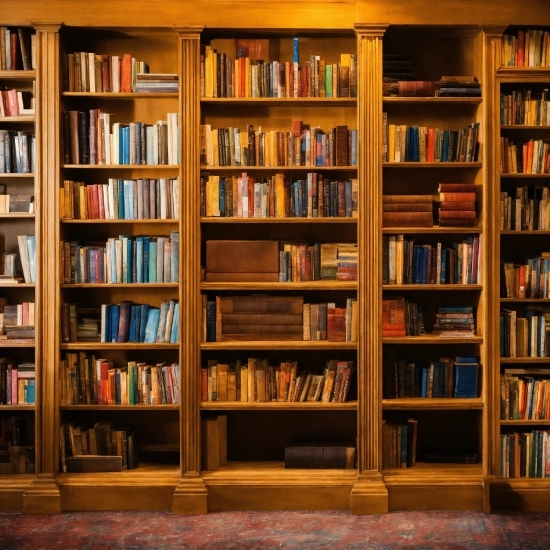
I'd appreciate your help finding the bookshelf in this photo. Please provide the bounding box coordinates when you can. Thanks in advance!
[0,26,39,511]
[490,26,550,512]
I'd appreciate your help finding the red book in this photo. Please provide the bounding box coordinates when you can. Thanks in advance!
[439,201,475,211]
[101,55,110,92]
[10,32,19,70]
[438,210,476,218]
[438,183,476,193]
[439,218,477,227]
[201,368,208,401]
[426,128,435,162]
[327,308,346,341]
[439,192,476,202]
[121,53,132,93]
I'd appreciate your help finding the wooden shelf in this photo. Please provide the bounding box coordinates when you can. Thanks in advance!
[501,125,550,130]
[0,341,35,347]
[61,283,179,288]
[383,96,482,103]
[0,405,35,411]
[63,92,179,98]
[500,419,550,426]
[382,335,482,344]
[60,343,179,350]
[201,97,357,105]
[383,226,482,234]
[383,462,484,478]
[382,398,483,410]
[0,116,34,123]
[200,281,357,291]
[61,218,178,224]
[500,173,550,178]
[0,70,36,79]
[383,284,481,291]
[383,162,482,168]
[201,217,356,224]
[201,165,357,172]
[63,164,179,169]
[60,405,179,411]
[0,213,34,219]
[500,297,550,303]
[201,341,357,350]
[0,173,34,178]
[201,401,357,410]
[500,357,550,364]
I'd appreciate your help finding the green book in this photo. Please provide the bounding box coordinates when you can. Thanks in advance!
[325,64,332,98]
[149,238,157,282]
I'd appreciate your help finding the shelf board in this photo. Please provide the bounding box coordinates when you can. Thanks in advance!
[383,335,482,344]
[201,341,357,350]
[201,97,356,105]
[382,398,483,410]
[200,281,357,291]
[0,405,35,411]
[500,357,550,364]
[62,92,179,99]
[501,230,550,235]
[383,461,484,479]
[0,70,36,79]
[61,218,178,224]
[501,298,550,303]
[0,213,34,219]
[60,404,179,411]
[63,164,179,170]
[383,96,482,104]
[0,340,35,347]
[61,343,178,350]
[0,115,34,123]
[501,173,550,178]
[201,217,356,224]
[383,284,481,291]
[497,66,550,77]
[200,401,357,410]
[501,419,550,426]
[0,173,34,178]
[383,226,481,234]
[0,282,33,288]
[383,162,481,168]
[201,165,357,172]
[61,283,179,289]
[501,125,550,130]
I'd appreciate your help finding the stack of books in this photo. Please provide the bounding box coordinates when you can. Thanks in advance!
[382,418,418,469]
[382,54,414,96]
[435,76,481,97]
[432,306,475,337]
[135,73,179,93]
[285,443,356,469]
[437,183,477,227]
[383,194,433,227]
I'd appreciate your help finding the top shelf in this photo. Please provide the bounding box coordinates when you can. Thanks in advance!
[201,97,356,105]
[0,70,36,80]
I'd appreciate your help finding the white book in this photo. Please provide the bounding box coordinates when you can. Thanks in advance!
[111,122,120,165]
[234,128,241,166]
[145,125,154,165]
[153,122,160,165]
[159,178,167,219]
[108,179,116,219]
[111,55,120,92]
[102,184,110,220]
[156,236,166,283]
[115,238,123,283]
[164,300,175,343]
[172,177,179,219]
[101,113,111,165]
[17,235,31,283]
[105,239,113,284]
[88,52,96,92]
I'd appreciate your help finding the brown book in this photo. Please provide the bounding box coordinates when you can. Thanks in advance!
[65,455,122,473]
[327,308,346,341]
[217,296,303,314]
[383,203,432,212]
[68,110,80,165]
[217,363,228,401]
[438,210,476,218]
[205,272,280,282]
[383,194,433,203]
[439,218,478,227]
[201,417,219,471]
[206,240,279,274]
[335,125,349,166]
[438,183,476,193]
[222,313,303,325]
[382,211,433,227]
[439,201,475,211]
[439,192,476,202]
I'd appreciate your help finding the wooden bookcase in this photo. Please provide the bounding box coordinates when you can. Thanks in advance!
[0,26,39,511]
[0,4,548,514]
[490,26,550,512]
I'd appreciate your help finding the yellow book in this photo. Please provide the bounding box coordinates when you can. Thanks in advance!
[245,57,251,98]
[240,366,248,402]
[388,124,396,162]
[340,53,352,68]
[204,45,213,98]
[275,172,285,217]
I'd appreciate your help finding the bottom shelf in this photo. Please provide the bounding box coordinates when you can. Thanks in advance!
[203,461,358,512]
[0,474,35,511]
[490,477,550,512]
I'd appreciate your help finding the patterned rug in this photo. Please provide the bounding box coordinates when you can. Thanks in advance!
[1,510,549,549]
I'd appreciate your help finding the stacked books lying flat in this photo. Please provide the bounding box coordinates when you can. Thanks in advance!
[382,418,418,469]
[0,193,34,214]
[437,183,478,227]
[0,359,35,405]
[500,185,550,231]
[61,177,179,220]
[61,231,179,284]
[434,76,481,97]
[0,416,34,474]
[0,301,35,340]
[382,297,424,337]
[285,444,356,469]
[61,300,179,344]
[205,295,357,342]
[382,54,414,96]
[383,350,479,399]
[135,73,178,93]
[382,195,433,227]
[432,306,476,337]
[500,430,550,479]
[383,235,482,285]
[60,352,179,406]
[201,172,358,219]
[201,358,354,403]
[502,254,550,298]
[500,308,550,358]
[500,368,550,421]
[500,87,550,126]
[0,130,35,173]
[60,422,137,473]
[501,137,550,174]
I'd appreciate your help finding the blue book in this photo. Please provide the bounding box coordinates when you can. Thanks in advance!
[149,239,158,282]
[170,301,179,343]
[421,367,428,397]
[117,179,124,218]
[316,133,323,166]
[136,236,144,283]
[88,248,96,284]
[139,303,149,342]
[454,363,478,398]
[110,304,120,342]
[25,379,35,405]
[219,178,225,216]
[345,180,352,217]
[455,356,478,363]
[206,301,216,342]
[438,306,474,313]
[412,126,419,162]
[442,130,449,161]
[422,246,429,284]
[144,307,160,343]
[142,236,151,283]
[129,304,138,342]
[413,246,421,284]
[122,125,130,164]
[440,248,448,283]
[293,37,299,63]
[101,304,112,343]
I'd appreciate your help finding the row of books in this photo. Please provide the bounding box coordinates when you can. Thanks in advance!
[382,194,433,228]
[432,306,476,337]
[62,110,180,165]
[0,89,34,117]
[61,300,179,344]
[500,430,550,479]
[60,422,137,472]
[201,358,354,403]
[0,28,34,71]
[502,255,550,299]
[200,123,357,167]
[60,352,179,406]
[500,308,550,358]
[61,231,180,284]
[383,350,479,399]
[382,419,418,469]
[500,88,550,126]
[17,234,36,284]
[284,444,356,469]
[388,77,481,98]
[201,173,358,219]
[500,186,550,231]
[202,42,357,99]
[0,359,35,405]
[382,120,480,163]
[381,298,425,337]
[61,177,179,221]
[501,138,550,174]
[501,29,550,67]
[500,369,550,421]
[303,299,357,342]
[383,235,482,285]
[0,301,35,340]
[0,194,33,214]
[0,130,35,174]
[64,51,150,93]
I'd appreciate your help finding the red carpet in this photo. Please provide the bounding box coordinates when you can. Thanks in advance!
[1,510,550,549]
